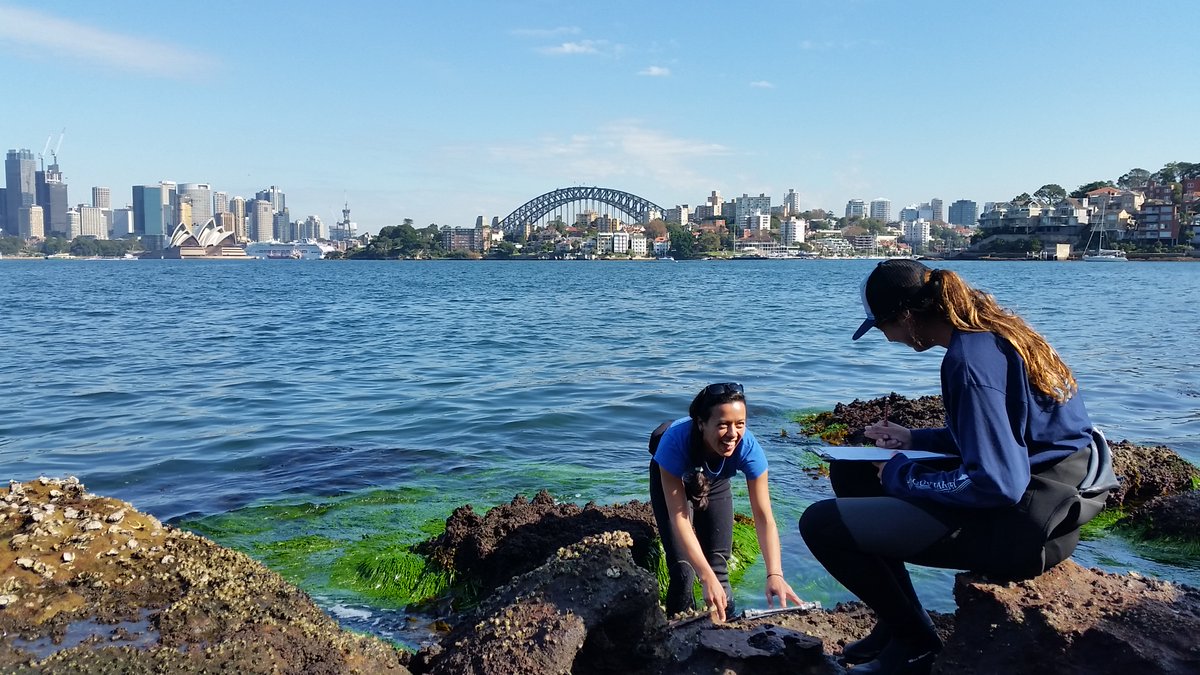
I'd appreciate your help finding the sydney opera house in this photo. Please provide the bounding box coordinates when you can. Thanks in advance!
[156,220,250,259]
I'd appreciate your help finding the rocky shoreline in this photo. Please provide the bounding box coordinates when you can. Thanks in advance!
[3,393,1199,673]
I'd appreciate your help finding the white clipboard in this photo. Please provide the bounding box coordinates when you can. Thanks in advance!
[813,446,958,462]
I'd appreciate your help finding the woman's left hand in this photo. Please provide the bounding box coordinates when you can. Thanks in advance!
[765,574,803,608]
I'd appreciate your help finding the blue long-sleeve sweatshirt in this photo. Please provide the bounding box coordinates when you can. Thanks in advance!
[880,330,1093,508]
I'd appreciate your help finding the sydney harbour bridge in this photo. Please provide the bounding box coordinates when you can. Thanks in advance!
[496,186,665,234]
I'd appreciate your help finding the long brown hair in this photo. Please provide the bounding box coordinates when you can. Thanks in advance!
[928,268,1077,403]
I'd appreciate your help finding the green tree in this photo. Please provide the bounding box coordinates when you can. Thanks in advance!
[0,235,25,256]
[1152,163,1179,184]
[697,232,721,252]
[1069,180,1116,199]
[666,224,696,259]
[1117,168,1151,189]
[1032,184,1066,205]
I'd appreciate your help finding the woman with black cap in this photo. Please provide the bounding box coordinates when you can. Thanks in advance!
[798,259,1110,674]
[649,382,802,622]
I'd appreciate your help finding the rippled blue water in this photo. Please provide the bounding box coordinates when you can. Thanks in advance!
[2,258,1198,629]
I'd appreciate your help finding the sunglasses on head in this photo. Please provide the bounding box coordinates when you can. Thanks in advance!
[703,382,744,398]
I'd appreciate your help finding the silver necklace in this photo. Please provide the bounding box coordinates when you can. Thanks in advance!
[704,456,726,474]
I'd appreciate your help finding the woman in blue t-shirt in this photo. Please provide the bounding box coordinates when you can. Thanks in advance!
[649,382,801,622]
[800,259,1106,675]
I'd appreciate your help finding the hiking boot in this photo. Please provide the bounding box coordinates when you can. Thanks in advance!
[849,637,941,675]
[841,623,890,664]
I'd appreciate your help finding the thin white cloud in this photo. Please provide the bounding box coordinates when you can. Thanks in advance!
[0,4,214,77]
[750,80,775,89]
[539,40,605,56]
[478,121,732,192]
[511,26,581,38]
[639,65,670,77]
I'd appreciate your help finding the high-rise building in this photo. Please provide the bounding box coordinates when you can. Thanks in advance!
[255,185,285,214]
[930,198,944,223]
[736,193,771,227]
[177,183,213,229]
[781,217,806,244]
[273,208,291,241]
[869,198,891,222]
[298,215,324,240]
[902,220,931,251]
[707,190,723,217]
[845,199,866,219]
[133,185,166,250]
[249,199,273,242]
[158,180,177,231]
[948,199,978,227]
[65,207,81,239]
[91,186,111,209]
[782,189,801,216]
[5,149,37,236]
[213,191,228,215]
[17,205,44,239]
[228,196,247,241]
[110,207,134,239]
[36,163,68,236]
[78,205,107,239]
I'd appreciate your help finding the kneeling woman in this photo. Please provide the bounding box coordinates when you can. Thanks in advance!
[800,260,1110,674]
[649,382,801,622]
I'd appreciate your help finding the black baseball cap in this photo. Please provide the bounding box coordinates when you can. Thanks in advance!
[851,259,933,340]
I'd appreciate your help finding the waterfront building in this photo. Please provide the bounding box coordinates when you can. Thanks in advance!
[17,205,44,239]
[249,199,273,242]
[948,199,978,226]
[177,183,213,229]
[78,205,107,239]
[747,211,770,233]
[845,199,866,219]
[780,216,807,244]
[931,198,944,223]
[631,234,648,257]
[902,219,932,251]
[899,204,919,223]
[849,234,877,252]
[110,207,134,239]
[736,193,771,226]
[330,202,356,242]
[4,149,36,236]
[272,208,291,241]
[869,198,891,222]
[65,208,81,239]
[213,191,228,214]
[1131,201,1179,246]
[163,219,249,259]
[611,230,631,254]
[441,226,486,252]
[35,162,68,237]
[91,186,111,209]
[813,235,853,256]
[132,185,166,250]
[782,189,801,216]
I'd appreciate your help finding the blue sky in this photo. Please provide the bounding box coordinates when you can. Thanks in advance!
[2,0,1198,234]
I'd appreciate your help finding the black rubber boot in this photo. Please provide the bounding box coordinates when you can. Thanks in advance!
[849,636,941,675]
[841,622,891,664]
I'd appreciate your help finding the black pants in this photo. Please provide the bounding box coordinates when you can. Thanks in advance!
[649,461,734,616]
[798,461,1021,646]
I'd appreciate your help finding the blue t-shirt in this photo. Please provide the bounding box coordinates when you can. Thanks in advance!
[883,330,1093,508]
[652,416,769,481]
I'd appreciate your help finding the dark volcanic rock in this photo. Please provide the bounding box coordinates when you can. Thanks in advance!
[414,490,659,596]
[1108,440,1200,509]
[936,560,1200,674]
[1125,489,1200,540]
[411,531,666,675]
[829,393,945,446]
[0,477,409,674]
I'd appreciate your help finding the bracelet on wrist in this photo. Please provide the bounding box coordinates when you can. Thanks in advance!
[767,573,784,579]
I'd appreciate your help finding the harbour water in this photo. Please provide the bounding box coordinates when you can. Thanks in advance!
[2,258,1198,645]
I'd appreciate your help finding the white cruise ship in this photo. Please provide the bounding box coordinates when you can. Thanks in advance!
[243,240,335,260]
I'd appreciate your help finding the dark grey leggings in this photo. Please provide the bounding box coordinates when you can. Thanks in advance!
[649,461,734,616]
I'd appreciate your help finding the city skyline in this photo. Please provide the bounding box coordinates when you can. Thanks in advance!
[2,1,1198,235]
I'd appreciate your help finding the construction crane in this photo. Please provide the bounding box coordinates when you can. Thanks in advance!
[50,128,66,166]
[39,135,52,171]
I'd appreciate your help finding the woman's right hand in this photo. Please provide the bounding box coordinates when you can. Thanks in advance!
[701,573,728,623]
[864,421,911,450]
